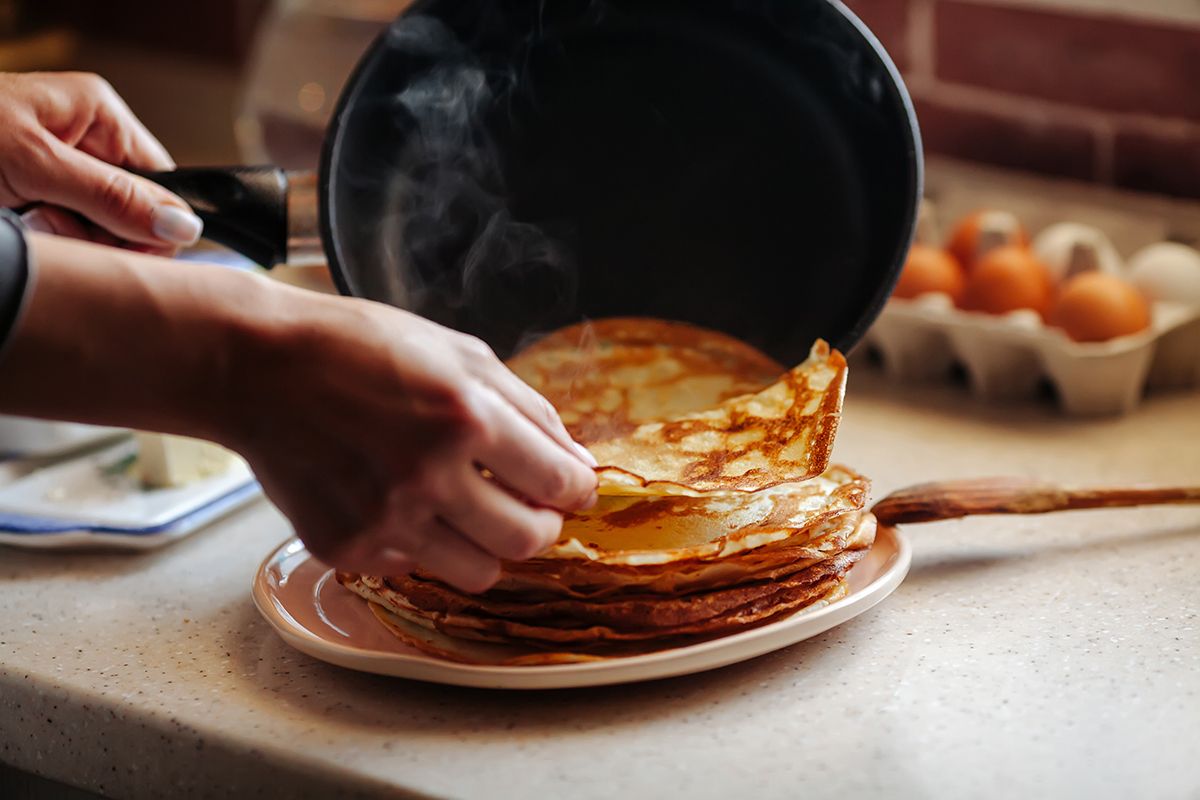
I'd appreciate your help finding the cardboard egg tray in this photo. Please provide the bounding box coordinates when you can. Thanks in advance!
[855,158,1200,416]
[861,294,1200,415]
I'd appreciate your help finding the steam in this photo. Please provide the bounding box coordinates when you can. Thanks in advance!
[377,15,577,356]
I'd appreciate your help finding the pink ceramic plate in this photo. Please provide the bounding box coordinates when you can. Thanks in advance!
[252,526,911,689]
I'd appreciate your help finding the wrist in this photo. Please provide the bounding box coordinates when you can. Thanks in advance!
[0,235,299,442]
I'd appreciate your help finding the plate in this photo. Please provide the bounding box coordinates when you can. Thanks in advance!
[0,439,262,550]
[252,526,911,689]
[0,415,125,460]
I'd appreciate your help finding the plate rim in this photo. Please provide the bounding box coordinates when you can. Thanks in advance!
[252,527,911,689]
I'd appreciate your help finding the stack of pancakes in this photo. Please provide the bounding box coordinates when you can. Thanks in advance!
[338,319,875,664]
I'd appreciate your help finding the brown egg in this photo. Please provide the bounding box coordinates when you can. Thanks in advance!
[893,244,966,303]
[947,210,1030,270]
[961,245,1054,317]
[1050,272,1152,342]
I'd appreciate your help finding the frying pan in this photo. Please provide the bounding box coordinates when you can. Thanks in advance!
[148,0,922,363]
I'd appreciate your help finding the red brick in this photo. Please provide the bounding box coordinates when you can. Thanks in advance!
[914,96,1097,180]
[1114,127,1200,200]
[842,0,910,71]
[936,2,1200,121]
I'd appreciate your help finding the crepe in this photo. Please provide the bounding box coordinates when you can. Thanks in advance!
[344,516,874,629]
[496,507,874,599]
[338,513,875,662]
[368,604,606,666]
[360,573,850,664]
[366,580,850,665]
[588,340,847,496]
[541,464,868,565]
[508,318,783,445]
[350,559,852,644]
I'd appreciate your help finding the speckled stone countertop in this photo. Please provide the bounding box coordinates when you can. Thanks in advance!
[1,376,1198,799]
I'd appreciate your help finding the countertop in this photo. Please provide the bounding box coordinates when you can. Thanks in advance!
[1,375,1198,799]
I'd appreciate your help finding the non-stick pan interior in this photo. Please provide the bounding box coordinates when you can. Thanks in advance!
[321,0,921,362]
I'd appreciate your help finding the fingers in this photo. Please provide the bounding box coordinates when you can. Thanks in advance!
[380,518,502,594]
[83,85,176,171]
[308,472,561,594]
[38,137,202,247]
[42,72,176,172]
[326,547,416,580]
[487,360,597,467]
[459,335,597,467]
[439,467,563,560]
[469,386,598,512]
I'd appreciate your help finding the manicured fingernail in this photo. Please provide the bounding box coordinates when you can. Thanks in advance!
[572,441,598,467]
[151,205,203,245]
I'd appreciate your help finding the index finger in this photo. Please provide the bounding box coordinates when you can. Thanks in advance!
[469,387,598,512]
[109,101,175,171]
[80,84,176,171]
[471,349,597,467]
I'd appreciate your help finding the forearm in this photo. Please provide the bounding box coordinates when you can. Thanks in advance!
[0,233,290,442]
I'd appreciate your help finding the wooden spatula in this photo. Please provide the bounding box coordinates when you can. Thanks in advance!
[871,477,1200,526]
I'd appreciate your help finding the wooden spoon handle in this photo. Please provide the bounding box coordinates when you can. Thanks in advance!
[871,478,1200,526]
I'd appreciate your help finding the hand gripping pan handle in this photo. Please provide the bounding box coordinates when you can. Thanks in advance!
[139,166,323,268]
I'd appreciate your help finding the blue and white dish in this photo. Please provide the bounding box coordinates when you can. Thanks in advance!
[0,439,262,550]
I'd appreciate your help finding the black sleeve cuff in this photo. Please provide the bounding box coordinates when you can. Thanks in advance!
[0,209,30,353]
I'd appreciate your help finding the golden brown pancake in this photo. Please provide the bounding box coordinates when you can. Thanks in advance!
[337,513,875,660]
[496,509,875,599]
[588,340,847,496]
[507,318,783,445]
[363,578,850,664]
[543,464,867,565]
[344,548,861,634]
[367,603,607,665]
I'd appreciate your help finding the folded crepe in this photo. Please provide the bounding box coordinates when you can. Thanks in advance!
[588,340,846,496]
[508,318,783,445]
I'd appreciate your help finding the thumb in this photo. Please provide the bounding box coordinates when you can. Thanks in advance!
[40,139,203,247]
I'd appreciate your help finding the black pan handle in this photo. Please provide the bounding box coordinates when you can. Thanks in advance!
[140,166,288,268]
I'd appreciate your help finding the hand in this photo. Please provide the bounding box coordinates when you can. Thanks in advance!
[1,235,598,594]
[0,72,202,253]
[224,293,600,593]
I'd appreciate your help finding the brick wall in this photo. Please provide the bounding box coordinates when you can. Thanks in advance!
[844,0,1200,200]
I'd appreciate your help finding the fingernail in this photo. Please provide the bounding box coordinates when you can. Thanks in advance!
[579,489,598,511]
[151,205,203,245]
[572,441,598,467]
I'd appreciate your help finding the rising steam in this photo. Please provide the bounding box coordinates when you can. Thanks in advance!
[376,15,577,356]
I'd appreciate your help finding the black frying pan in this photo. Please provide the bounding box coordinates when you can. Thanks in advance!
[148,0,921,363]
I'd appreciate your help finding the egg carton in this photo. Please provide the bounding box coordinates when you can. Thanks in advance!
[861,294,1200,415]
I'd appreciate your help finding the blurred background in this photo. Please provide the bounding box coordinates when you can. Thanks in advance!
[0,0,1194,201]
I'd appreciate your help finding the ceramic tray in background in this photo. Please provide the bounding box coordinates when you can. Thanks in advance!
[252,526,911,690]
[0,439,262,550]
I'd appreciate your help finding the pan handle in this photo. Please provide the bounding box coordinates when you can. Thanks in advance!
[139,166,289,268]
